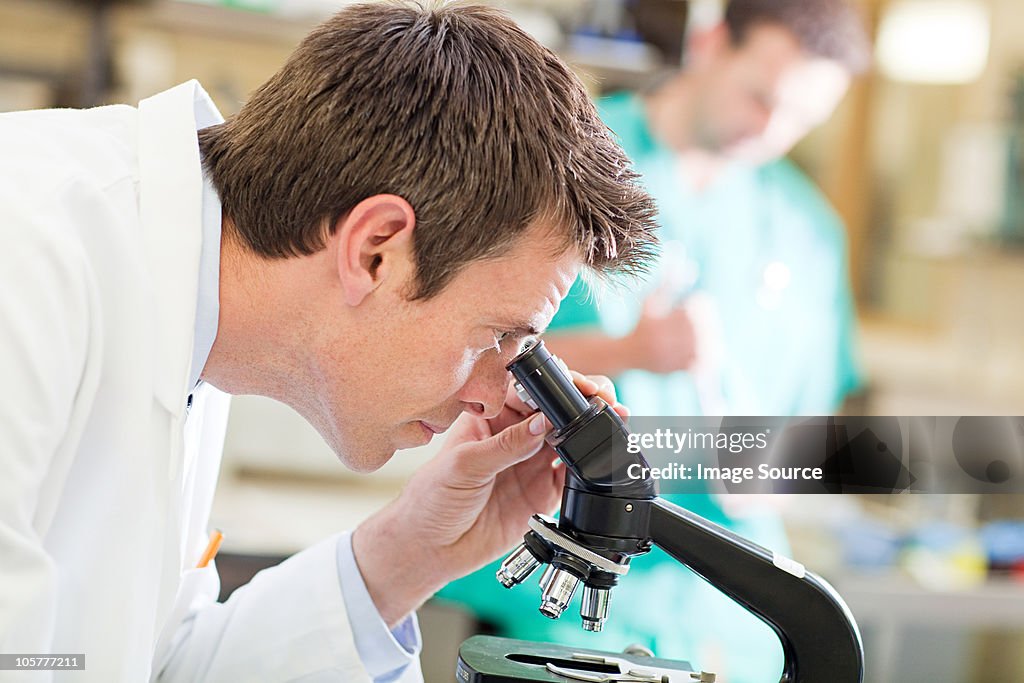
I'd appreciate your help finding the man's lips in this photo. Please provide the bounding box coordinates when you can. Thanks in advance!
[419,421,448,435]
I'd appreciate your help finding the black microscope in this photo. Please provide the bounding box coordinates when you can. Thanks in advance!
[455,341,864,683]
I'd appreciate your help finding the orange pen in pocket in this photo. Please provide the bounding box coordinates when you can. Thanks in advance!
[196,529,223,569]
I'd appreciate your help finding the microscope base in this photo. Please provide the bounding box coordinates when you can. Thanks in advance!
[456,635,713,682]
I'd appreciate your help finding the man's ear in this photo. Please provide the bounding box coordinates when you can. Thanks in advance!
[332,194,416,307]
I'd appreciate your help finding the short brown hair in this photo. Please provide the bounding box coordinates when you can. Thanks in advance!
[725,0,871,74]
[199,1,658,299]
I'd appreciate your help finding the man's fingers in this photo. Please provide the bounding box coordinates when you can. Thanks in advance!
[452,413,550,484]
[570,370,617,407]
[592,375,616,405]
[571,371,597,396]
[487,403,535,436]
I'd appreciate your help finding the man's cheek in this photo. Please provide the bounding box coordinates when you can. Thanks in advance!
[427,347,478,401]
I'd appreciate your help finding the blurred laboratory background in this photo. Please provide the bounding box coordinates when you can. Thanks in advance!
[3,0,1024,681]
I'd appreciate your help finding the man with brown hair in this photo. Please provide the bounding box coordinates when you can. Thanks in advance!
[0,3,657,681]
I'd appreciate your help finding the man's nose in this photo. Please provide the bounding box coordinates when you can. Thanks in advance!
[460,357,512,419]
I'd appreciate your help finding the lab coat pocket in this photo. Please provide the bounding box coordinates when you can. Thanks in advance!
[152,562,221,673]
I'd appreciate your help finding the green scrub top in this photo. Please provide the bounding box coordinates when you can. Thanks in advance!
[577,91,862,417]
[436,92,860,683]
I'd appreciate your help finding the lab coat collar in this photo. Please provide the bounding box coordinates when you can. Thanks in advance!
[137,81,225,418]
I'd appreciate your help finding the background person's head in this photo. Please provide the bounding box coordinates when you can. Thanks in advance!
[198,2,658,472]
[668,0,871,163]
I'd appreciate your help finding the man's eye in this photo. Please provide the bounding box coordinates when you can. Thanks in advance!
[518,335,539,353]
[491,331,539,356]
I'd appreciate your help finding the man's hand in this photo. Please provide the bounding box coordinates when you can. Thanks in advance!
[621,292,721,375]
[351,372,627,628]
[620,294,699,373]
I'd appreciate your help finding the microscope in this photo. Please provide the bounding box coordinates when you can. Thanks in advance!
[456,341,864,683]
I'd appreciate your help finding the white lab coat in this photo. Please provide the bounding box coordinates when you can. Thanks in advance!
[0,82,374,682]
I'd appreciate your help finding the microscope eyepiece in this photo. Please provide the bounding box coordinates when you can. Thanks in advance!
[506,341,591,431]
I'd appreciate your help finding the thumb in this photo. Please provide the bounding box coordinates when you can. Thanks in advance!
[454,413,550,483]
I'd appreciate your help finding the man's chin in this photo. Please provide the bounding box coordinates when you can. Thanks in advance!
[335,448,396,474]
[722,138,788,165]
[323,422,438,473]
[327,435,397,474]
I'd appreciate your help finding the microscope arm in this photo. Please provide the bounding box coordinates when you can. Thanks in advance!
[648,497,864,683]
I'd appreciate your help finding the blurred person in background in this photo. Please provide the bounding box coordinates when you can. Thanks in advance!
[438,1,870,681]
